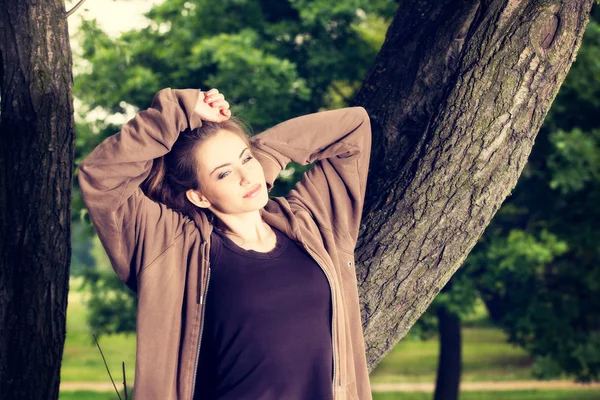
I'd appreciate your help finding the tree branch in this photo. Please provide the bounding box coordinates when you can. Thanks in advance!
[66,0,87,18]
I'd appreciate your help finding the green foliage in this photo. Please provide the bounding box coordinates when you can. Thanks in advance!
[465,228,600,380]
[473,230,569,293]
[62,277,136,383]
[186,28,311,127]
[73,0,394,125]
[547,128,600,193]
[70,222,94,276]
[80,268,138,338]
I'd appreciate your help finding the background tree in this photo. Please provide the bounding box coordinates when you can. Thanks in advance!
[0,0,76,399]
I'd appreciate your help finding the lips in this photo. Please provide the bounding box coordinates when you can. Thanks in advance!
[243,184,261,198]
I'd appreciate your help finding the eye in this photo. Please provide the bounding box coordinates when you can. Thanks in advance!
[218,171,230,179]
[243,155,254,163]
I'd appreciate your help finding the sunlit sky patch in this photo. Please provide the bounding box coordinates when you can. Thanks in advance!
[66,0,163,38]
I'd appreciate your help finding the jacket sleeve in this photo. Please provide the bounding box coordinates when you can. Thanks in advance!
[249,107,372,249]
[77,88,203,292]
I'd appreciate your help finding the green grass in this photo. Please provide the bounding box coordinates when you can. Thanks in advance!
[61,277,136,382]
[370,297,542,383]
[370,327,535,383]
[58,390,600,400]
[59,390,130,400]
[372,391,600,400]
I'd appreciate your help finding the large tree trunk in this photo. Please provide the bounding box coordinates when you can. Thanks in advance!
[353,0,594,371]
[0,1,75,399]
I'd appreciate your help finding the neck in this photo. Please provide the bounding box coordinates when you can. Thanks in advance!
[214,210,270,243]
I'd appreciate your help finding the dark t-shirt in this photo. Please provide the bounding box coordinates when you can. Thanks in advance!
[194,225,333,400]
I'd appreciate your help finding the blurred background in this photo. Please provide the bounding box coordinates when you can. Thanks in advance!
[63,1,600,399]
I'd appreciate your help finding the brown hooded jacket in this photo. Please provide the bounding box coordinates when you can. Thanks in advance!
[78,88,373,399]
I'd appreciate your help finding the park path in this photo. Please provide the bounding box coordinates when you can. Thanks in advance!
[60,380,600,392]
[371,380,600,392]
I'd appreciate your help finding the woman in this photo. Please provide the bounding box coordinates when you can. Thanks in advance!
[78,87,372,400]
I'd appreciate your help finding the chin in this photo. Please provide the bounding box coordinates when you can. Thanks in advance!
[260,193,269,207]
[250,191,269,211]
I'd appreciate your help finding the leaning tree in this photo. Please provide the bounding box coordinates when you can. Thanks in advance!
[353,0,594,370]
[0,0,594,399]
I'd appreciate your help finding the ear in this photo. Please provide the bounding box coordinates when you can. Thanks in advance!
[186,189,211,208]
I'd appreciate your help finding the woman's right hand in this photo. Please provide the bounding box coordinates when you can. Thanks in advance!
[195,88,231,122]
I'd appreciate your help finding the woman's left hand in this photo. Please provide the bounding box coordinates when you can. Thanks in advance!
[195,88,231,122]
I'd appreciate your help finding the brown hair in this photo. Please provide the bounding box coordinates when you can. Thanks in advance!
[140,116,252,224]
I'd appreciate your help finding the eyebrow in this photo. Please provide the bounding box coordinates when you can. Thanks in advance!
[209,147,250,176]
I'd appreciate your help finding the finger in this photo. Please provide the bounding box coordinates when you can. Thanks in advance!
[205,93,225,103]
[210,99,229,109]
[201,88,217,97]
[203,88,219,99]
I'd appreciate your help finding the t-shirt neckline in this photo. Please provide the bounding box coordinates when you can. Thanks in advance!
[213,225,288,259]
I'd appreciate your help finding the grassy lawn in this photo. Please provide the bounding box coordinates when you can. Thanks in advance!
[61,278,136,383]
[370,327,535,383]
[60,390,130,400]
[59,390,600,400]
[372,391,600,400]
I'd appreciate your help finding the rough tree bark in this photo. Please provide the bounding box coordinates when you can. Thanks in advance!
[0,0,75,399]
[352,0,594,371]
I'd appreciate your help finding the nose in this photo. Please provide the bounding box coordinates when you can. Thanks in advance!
[239,169,252,186]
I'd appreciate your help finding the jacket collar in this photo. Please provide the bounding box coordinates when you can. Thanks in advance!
[189,197,303,246]
[260,197,304,243]
[190,209,212,242]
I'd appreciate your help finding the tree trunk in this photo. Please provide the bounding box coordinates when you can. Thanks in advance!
[0,1,75,399]
[433,305,462,400]
[352,0,594,371]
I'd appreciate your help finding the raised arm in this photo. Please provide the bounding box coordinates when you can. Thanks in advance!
[77,88,203,291]
[249,107,372,250]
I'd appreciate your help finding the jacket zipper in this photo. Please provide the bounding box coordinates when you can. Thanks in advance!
[191,266,211,399]
[300,241,341,397]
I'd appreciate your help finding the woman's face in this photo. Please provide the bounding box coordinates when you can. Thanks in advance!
[187,130,268,215]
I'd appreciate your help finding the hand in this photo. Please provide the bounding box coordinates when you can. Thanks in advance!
[195,88,231,122]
